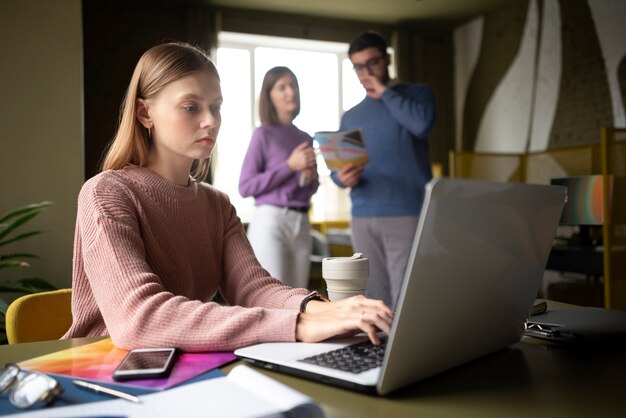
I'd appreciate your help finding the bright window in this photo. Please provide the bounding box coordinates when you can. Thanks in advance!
[213,32,367,223]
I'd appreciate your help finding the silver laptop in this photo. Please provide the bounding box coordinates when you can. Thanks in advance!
[235,178,566,395]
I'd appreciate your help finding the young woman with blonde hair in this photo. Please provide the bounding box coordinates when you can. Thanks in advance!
[63,42,392,351]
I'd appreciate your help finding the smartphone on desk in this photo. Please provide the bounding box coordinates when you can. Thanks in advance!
[112,347,178,381]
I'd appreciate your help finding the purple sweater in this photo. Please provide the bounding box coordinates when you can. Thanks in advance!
[239,124,319,208]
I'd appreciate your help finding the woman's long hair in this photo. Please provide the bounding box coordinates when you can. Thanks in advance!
[258,66,300,125]
[101,42,219,182]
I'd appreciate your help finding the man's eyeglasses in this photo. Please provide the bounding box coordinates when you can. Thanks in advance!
[0,364,62,409]
[352,55,386,73]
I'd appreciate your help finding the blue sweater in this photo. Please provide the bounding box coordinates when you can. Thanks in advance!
[335,82,436,217]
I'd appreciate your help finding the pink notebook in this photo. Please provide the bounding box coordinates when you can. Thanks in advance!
[18,338,236,390]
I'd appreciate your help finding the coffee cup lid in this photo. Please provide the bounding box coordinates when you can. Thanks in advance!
[322,253,369,271]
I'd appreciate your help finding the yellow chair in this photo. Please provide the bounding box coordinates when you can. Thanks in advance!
[5,288,72,344]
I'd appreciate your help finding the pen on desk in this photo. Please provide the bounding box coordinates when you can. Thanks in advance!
[73,379,142,404]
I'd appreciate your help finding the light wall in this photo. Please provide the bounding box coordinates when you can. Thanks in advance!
[455,0,626,153]
[0,0,83,288]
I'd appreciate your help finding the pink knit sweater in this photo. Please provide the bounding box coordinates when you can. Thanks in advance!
[63,166,309,351]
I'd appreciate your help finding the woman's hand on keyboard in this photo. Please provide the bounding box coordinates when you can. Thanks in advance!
[295,295,393,345]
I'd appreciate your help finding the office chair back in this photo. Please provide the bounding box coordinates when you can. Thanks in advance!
[5,288,72,344]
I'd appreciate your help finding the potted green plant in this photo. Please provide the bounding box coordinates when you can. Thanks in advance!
[0,201,57,343]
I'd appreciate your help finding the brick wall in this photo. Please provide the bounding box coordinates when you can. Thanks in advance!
[456,0,624,152]
[549,0,613,148]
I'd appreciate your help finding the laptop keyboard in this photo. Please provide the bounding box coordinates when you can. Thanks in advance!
[298,337,387,374]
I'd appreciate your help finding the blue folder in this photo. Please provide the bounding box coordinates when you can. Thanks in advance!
[0,368,224,415]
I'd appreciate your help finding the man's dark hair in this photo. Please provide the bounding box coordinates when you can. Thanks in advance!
[348,31,388,56]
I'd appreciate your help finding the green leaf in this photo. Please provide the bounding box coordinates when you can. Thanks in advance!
[0,253,39,261]
[0,212,43,243]
[0,278,57,293]
[0,202,55,310]
[0,230,44,248]
[0,260,30,269]
[0,298,8,317]
[0,201,53,224]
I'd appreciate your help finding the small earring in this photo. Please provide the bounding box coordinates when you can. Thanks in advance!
[148,126,151,139]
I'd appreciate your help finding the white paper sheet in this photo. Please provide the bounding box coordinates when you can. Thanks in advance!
[5,365,323,418]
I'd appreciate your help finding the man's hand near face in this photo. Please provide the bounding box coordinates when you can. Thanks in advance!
[360,73,387,100]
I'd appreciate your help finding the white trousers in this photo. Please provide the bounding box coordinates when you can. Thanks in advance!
[247,205,311,289]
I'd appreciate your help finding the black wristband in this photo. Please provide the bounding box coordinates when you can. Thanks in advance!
[299,291,328,313]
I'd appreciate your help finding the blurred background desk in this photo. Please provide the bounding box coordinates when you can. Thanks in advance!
[546,244,604,277]
[545,245,605,307]
[2,301,625,417]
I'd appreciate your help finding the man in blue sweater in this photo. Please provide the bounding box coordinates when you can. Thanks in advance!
[333,31,436,309]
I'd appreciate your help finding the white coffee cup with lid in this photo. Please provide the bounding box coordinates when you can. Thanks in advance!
[322,253,369,301]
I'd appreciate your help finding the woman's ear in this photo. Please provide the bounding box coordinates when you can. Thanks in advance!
[136,99,151,129]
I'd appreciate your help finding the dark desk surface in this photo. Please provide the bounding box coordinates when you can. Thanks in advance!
[2,302,625,417]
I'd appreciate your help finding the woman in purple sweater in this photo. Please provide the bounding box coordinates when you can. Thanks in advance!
[64,43,392,351]
[239,67,319,289]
